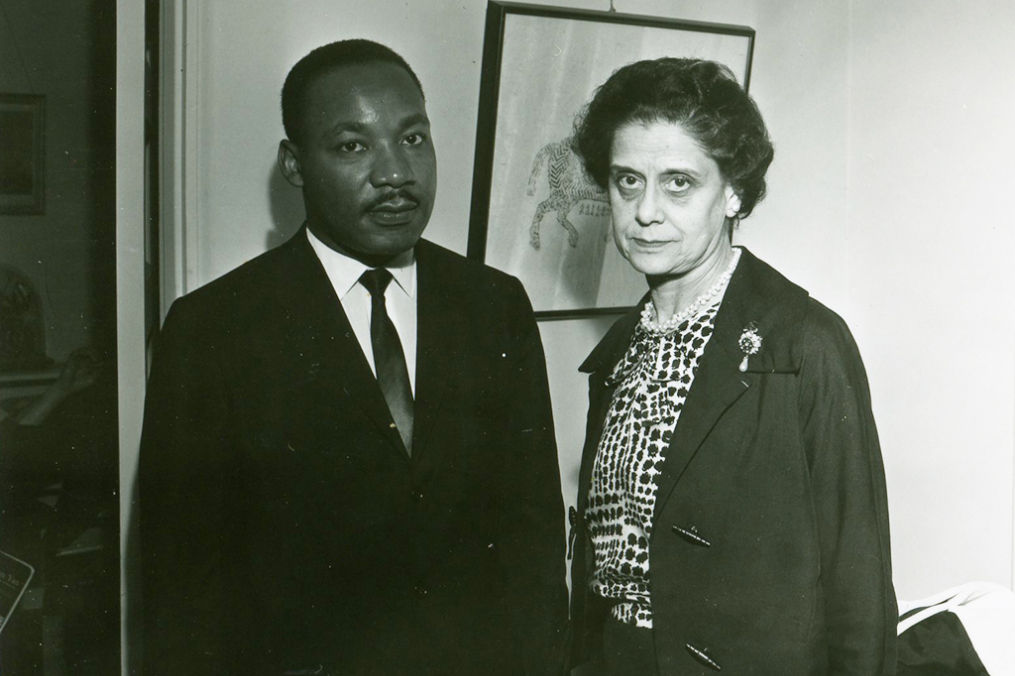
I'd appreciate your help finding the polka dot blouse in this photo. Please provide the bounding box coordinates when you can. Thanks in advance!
[586,301,721,629]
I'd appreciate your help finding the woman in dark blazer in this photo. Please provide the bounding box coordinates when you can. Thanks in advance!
[566,58,897,675]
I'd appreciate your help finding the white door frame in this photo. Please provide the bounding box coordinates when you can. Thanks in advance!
[116,1,146,673]
[160,0,202,315]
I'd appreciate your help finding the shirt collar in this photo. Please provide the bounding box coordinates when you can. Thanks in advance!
[306,226,416,300]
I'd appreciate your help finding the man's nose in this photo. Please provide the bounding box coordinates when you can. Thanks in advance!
[370,145,414,188]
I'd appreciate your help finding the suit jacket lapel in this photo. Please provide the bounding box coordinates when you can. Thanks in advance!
[270,228,408,457]
[406,240,452,467]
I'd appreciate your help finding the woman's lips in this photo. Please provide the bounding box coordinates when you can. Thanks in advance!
[631,238,672,250]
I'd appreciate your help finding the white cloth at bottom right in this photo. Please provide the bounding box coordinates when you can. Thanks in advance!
[898,581,1015,676]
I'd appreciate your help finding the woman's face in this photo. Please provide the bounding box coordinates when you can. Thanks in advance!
[608,119,740,278]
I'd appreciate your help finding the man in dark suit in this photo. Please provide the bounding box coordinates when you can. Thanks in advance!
[139,39,567,676]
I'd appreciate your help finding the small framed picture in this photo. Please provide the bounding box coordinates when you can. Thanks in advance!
[0,550,35,634]
[1,94,46,215]
[468,2,754,318]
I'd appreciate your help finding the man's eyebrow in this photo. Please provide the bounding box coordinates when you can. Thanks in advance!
[327,121,368,136]
[399,113,430,129]
[325,114,430,137]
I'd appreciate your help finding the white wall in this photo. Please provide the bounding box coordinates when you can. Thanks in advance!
[847,0,1015,598]
[172,0,1014,604]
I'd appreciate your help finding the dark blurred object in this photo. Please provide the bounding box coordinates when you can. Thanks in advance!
[13,349,102,427]
[897,582,1015,676]
[0,351,119,675]
[898,611,987,675]
[0,267,52,373]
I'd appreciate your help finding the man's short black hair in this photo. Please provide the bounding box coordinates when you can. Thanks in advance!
[281,39,424,145]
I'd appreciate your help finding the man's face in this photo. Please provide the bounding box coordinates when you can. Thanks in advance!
[279,62,437,263]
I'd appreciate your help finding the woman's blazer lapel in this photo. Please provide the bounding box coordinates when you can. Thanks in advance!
[651,248,810,521]
[577,308,641,513]
[577,248,810,523]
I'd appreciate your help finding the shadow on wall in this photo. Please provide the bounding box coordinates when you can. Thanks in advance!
[266,159,305,250]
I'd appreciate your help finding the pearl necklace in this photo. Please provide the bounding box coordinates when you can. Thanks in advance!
[640,247,742,335]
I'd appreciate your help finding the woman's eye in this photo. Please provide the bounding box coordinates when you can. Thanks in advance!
[616,175,640,190]
[666,175,691,192]
[403,133,426,146]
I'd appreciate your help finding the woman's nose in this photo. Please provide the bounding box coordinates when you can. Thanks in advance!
[370,145,414,188]
[635,187,663,226]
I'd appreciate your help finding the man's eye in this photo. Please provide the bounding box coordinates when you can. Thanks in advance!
[339,141,365,153]
[403,133,426,146]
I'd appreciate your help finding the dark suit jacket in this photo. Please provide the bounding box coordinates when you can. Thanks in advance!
[568,248,897,675]
[139,230,568,676]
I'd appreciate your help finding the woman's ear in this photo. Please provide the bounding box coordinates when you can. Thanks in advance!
[278,140,304,188]
[724,186,742,219]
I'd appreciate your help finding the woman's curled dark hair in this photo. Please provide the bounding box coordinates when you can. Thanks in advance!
[573,58,774,221]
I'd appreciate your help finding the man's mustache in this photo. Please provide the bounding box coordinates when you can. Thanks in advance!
[365,189,421,211]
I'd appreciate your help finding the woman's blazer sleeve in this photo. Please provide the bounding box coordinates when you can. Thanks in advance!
[797,300,898,675]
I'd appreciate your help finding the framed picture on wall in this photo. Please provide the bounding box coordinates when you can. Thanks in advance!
[0,94,46,215]
[468,2,754,318]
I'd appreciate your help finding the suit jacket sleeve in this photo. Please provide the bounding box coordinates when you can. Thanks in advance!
[494,278,569,676]
[139,297,235,676]
[798,302,897,675]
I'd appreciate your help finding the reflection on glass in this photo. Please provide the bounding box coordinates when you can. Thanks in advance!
[0,1,121,673]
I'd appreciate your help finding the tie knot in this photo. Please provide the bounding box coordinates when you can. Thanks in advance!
[360,268,394,297]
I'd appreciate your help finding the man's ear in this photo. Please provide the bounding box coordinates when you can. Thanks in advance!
[278,140,304,188]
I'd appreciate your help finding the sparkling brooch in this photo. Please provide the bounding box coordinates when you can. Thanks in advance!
[738,323,762,372]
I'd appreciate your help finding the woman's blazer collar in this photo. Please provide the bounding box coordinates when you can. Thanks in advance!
[579,246,810,377]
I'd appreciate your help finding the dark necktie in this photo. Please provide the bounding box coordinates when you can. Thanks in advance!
[359,268,414,456]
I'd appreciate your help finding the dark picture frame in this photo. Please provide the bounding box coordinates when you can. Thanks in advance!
[0,94,46,215]
[468,2,755,319]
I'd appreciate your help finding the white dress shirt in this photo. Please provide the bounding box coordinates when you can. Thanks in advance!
[306,228,417,393]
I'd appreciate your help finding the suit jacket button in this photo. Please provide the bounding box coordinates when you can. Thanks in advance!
[414,585,428,600]
[672,525,711,547]
[410,491,423,502]
[685,643,721,670]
